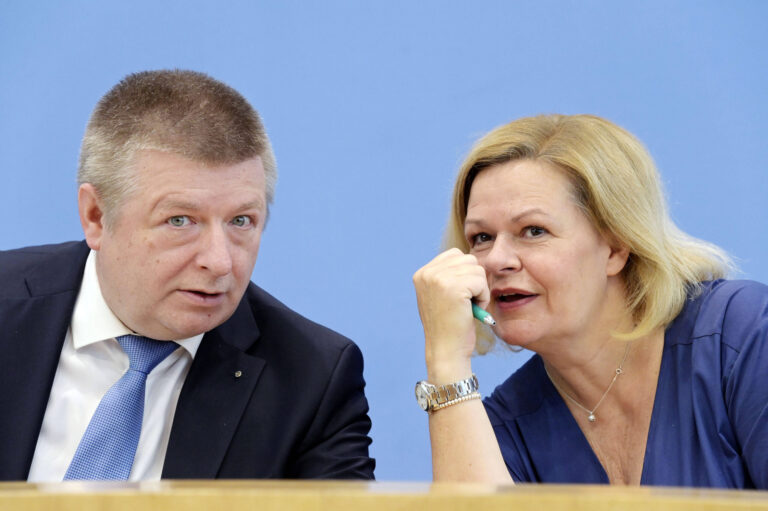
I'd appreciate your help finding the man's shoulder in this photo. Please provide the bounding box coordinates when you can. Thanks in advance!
[241,283,358,355]
[0,241,88,267]
[0,241,89,297]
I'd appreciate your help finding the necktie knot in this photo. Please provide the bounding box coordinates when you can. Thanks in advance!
[117,334,178,374]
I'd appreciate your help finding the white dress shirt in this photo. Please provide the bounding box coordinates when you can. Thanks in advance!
[27,251,203,482]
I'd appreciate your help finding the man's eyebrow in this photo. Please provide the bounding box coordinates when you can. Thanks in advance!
[236,199,265,211]
[155,199,200,211]
[155,198,266,212]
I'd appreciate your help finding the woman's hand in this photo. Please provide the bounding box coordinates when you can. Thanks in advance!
[413,248,490,383]
[414,249,512,484]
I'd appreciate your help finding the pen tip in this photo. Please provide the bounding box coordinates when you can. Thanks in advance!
[484,316,497,326]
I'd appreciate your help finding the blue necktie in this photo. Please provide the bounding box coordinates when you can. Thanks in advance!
[64,334,178,480]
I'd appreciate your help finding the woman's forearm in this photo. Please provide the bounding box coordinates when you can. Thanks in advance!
[428,397,513,483]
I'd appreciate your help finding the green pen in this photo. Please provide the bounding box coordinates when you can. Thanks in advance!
[472,302,496,326]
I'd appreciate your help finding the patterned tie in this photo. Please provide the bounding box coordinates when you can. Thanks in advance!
[64,334,178,480]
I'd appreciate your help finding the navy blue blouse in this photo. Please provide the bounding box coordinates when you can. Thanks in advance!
[483,280,768,488]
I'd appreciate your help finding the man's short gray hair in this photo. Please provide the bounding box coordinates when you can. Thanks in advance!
[78,69,277,225]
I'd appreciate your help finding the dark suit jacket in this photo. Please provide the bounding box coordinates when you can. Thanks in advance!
[0,241,375,480]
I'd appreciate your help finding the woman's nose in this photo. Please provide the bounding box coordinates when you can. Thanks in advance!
[481,235,521,274]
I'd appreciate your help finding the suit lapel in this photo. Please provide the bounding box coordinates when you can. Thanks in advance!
[162,297,265,478]
[0,243,88,480]
[0,241,267,480]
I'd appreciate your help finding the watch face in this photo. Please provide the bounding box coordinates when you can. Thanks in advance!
[415,382,432,411]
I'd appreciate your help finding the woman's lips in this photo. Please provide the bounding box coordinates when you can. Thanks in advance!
[492,289,537,310]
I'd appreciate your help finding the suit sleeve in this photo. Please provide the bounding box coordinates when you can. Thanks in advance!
[288,342,375,479]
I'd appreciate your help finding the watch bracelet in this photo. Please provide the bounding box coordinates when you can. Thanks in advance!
[431,391,481,412]
[436,373,479,402]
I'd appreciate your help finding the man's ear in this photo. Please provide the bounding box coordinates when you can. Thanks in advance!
[606,237,631,277]
[78,183,106,251]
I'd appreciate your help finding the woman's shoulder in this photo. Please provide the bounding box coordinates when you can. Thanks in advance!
[696,279,768,309]
[679,279,768,349]
[483,355,550,426]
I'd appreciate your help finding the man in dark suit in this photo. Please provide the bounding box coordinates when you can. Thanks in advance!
[0,70,374,481]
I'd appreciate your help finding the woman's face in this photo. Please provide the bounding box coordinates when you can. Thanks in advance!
[464,159,628,350]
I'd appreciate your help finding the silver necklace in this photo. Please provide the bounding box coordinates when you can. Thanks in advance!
[544,342,631,423]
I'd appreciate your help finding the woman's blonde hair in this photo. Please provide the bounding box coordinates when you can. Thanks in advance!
[445,114,731,352]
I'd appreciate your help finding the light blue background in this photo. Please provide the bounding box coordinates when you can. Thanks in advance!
[1,1,766,480]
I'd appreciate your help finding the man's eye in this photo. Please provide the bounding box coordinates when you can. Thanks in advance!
[168,216,190,227]
[231,215,252,227]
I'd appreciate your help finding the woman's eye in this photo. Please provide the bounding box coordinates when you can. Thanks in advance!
[524,226,547,237]
[231,215,252,227]
[168,216,190,227]
[471,232,492,245]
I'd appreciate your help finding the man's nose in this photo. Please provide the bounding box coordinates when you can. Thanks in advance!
[197,225,234,277]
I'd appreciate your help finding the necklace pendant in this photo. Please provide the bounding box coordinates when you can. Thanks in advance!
[588,413,596,422]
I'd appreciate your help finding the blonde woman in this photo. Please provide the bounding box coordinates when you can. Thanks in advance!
[413,114,768,487]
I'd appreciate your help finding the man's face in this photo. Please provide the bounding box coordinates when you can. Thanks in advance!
[82,149,267,340]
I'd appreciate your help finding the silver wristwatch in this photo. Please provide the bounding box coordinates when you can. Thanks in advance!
[415,374,479,412]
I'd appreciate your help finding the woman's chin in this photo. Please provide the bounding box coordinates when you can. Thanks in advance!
[496,331,540,350]
[493,320,542,349]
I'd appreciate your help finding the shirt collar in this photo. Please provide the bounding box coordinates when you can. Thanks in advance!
[70,250,203,357]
